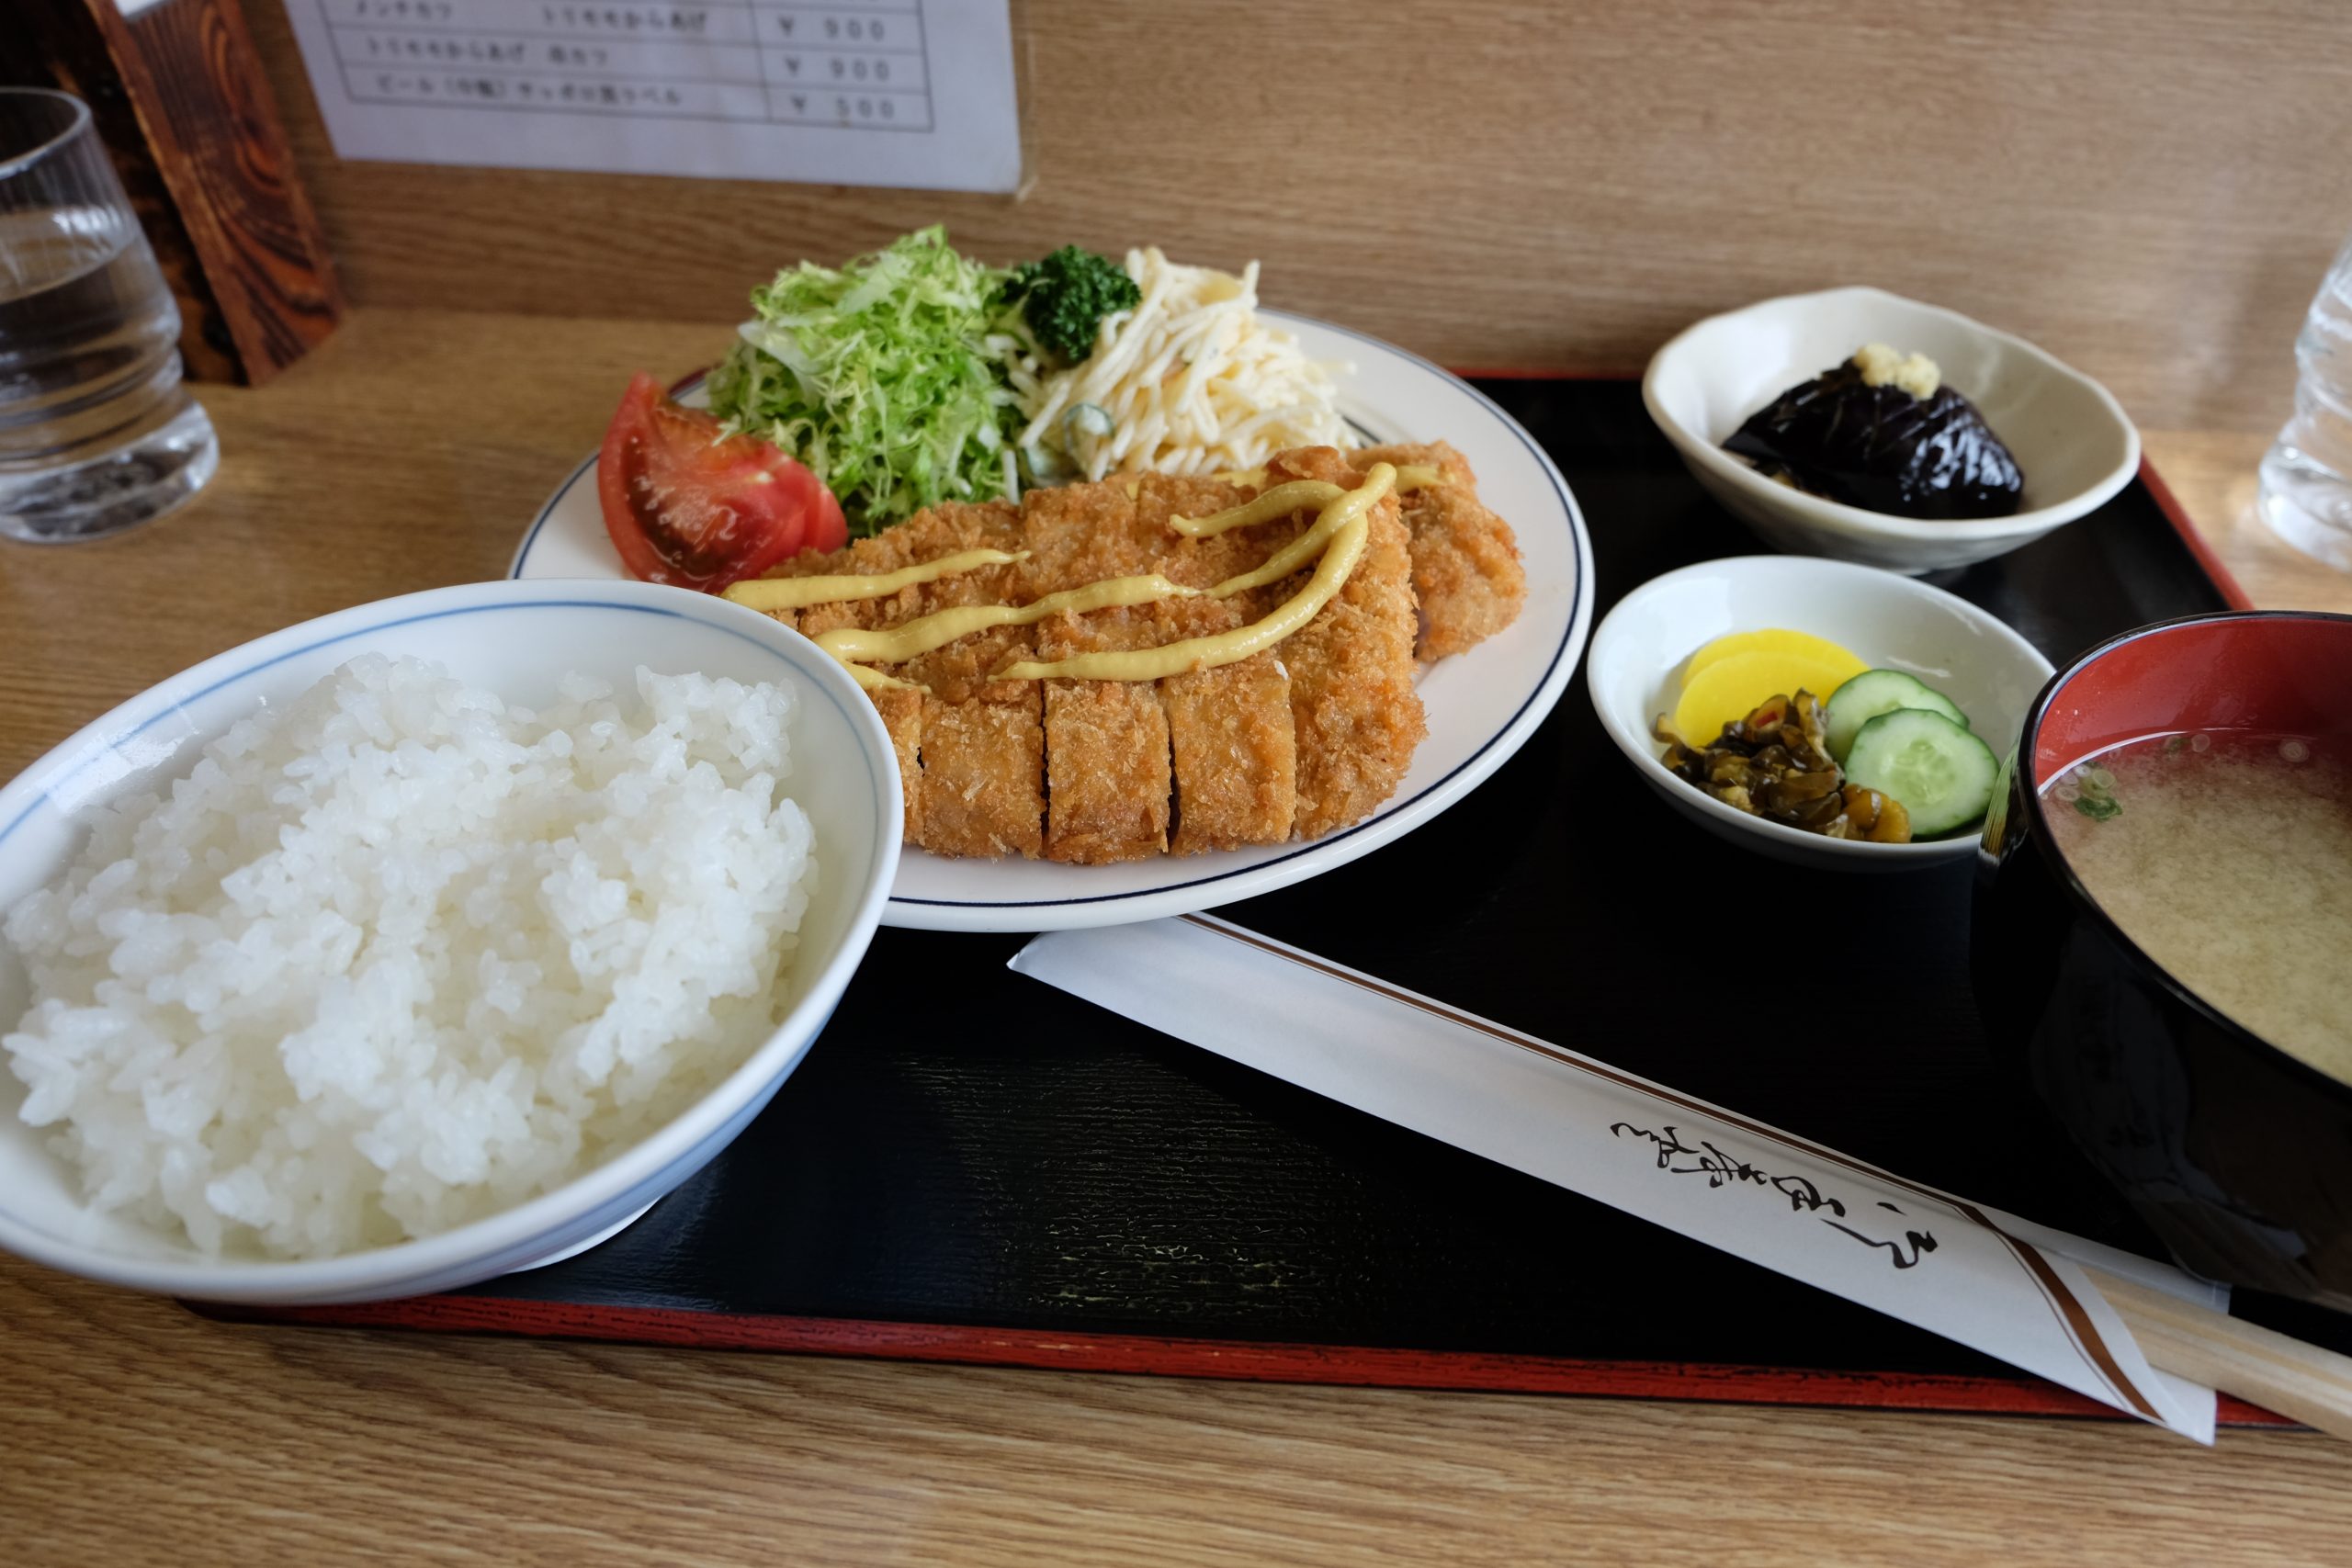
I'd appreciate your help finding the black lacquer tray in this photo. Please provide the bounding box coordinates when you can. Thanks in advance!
[211,378,2344,1424]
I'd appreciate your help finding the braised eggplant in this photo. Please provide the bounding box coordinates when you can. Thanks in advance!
[1723,344,2024,521]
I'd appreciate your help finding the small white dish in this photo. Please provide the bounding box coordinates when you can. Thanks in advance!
[0,580,900,1303]
[1643,287,2140,574]
[512,311,1595,932]
[1586,555,2054,871]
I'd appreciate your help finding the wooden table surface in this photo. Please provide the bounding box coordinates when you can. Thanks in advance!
[6,310,2351,1567]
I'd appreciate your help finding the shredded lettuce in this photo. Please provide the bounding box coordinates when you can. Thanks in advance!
[706,226,1021,535]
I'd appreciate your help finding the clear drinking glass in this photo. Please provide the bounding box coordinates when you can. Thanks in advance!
[0,87,217,544]
[2258,229,2352,570]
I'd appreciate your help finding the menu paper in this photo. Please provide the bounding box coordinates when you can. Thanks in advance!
[1010,914,2224,1441]
[282,0,1021,193]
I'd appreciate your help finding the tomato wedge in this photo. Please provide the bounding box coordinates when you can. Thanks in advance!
[596,372,847,592]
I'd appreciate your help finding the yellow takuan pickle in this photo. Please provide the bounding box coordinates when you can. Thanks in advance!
[718,548,1029,612]
[993,463,1394,683]
[814,573,1198,666]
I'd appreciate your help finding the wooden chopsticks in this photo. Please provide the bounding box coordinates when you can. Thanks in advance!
[2083,1265,2352,1441]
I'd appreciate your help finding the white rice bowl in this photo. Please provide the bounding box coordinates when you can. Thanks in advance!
[1,654,818,1261]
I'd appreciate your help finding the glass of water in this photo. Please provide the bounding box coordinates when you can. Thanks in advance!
[2259,229,2352,570]
[0,88,218,544]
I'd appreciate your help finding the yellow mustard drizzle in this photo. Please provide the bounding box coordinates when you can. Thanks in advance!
[765,464,1397,690]
[1204,464,1396,599]
[719,548,1028,613]
[840,661,927,694]
[992,463,1395,683]
[1169,479,1346,538]
[1166,463,1435,540]
[1218,464,1430,489]
[1078,463,1430,517]
[814,573,1199,666]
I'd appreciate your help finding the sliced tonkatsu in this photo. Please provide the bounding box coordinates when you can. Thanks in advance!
[1355,440,1529,660]
[731,444,1515,861]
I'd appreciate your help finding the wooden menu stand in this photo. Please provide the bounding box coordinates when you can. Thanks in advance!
[11,0,343,385]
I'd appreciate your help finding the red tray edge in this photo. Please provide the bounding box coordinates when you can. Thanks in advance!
[195,400,2274,1431]
[189,1296,2293,1428]
[2134,456,2256,612]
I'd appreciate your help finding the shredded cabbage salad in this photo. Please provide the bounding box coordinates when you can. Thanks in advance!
[705,228,1349,536]
[707,226,1020,536]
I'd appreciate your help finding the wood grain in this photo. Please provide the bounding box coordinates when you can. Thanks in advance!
[241,0,2352,430]
[2087,1266,2352,1443]
[2133,427,2352,614]
[89,0,345,382]
[5,308,2352,1565]
[7,1251,2352,1568]
[7,0,244,382]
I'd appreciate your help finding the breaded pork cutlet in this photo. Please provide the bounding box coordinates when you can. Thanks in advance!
[1018,467,1172,585]
[1151,596,1297,854]
[745,442,1484,860]
[1035,605,1171,863]
[1258,446,1426,839]
[772,514,934,843]
[765,500,1038,853]
[1128,475,1303,852]
[1134,472,1277,591]
[897,502,1042,859]
[1355,441,1526,660]
[1020,474,1313,863]
[1020,478,1177,863]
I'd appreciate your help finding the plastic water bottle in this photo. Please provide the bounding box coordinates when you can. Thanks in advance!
[2259,231,2352,570]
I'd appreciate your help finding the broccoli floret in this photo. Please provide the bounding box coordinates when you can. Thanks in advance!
[1006,245,1141,363]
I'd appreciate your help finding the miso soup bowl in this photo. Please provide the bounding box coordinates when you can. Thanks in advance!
[1973,611,2352,1311]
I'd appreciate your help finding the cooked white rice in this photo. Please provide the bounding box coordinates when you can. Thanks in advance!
[2,655,818,1260]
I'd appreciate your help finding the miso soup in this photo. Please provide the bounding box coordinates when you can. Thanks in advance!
[2042,731,2352,1080]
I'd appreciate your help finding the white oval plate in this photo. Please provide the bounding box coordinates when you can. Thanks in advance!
[512,311,1594,931]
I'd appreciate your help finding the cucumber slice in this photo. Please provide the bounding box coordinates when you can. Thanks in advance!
[1824,669,1970,763]
[1843,708,1999,837]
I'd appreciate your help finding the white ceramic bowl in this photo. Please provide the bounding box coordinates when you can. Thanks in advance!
[0,580,899,1303]
[1643,287,2140,573]
[1587,556,2054,871]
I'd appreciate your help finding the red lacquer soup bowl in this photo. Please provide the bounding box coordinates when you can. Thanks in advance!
[1973,612,2352,1311]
